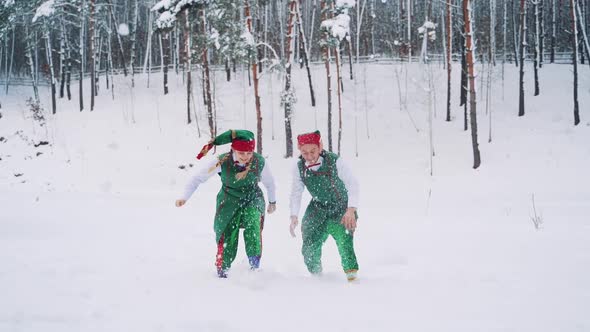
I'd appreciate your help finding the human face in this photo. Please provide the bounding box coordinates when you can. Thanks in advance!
[299,143,322,164]
[234,149,254,164]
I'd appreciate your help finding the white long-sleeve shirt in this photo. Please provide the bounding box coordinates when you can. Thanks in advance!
[181,153,276,203]
[289,155,359,217]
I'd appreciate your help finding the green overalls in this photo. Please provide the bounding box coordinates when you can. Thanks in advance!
[214,152,266,273]
[298,151,359,274]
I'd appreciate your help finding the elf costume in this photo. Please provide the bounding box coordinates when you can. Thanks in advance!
[182,130,276,278]
[290,131,360,281]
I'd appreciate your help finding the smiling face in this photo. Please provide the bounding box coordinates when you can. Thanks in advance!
[233,149,254,164]
[299,142,322,164]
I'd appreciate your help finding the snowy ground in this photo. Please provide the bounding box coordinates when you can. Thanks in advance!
[1,61,590,332]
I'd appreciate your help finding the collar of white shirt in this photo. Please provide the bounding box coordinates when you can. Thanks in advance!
[305,156,324,170]
[232,152,247,167]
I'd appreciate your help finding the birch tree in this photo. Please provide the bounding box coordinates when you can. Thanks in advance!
[89,0,95,111]
[518,0,527,117]
[282,0,297,158]
[130,0,139,87]
[445,0,452,122]
[244,0,263,153]
[533,0,540,96]
[320,0,334,151]
[295,0,316,107]
[33,0,58,114]
[463,0,481,169]
[322,0,354,155]
[570,0,580,125]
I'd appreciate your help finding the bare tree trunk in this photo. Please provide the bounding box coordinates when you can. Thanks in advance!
[490,0,496,66]
[539,0,545,66]
[225,58,231,82]
[322,0,333,152]
[96,30,102,97]
[347,38,353,79]
[518,0,527,116]
[45,29,57,114]
[66,41,72,100]
[335,46,344,156]
[0,43,2,109]
[460,26,468,129]
[571,0,581,125]
[503,0,507,84]
[185,9,192,125]
[79,0,85,112]
[295,0,316,107]
[90,0,96,111]
[513,0,520,66]
[2,36,6,96]
[446,0,452,122]
[201,9,215,136]
[282,0,297,158]
[257,7,263,74]
[463,0,481,169]
[33,28,38,95]
[577,1,590,66]
[369,0,376,57]
[245,0,263,154]
[108,0,128,76]
[356,0,367,64]
[550,0,556,62]
[0,39,3,102]
[105,37,110,88]
[533,0,540,96]
[407,0,411,62]
[130,0,139,87]
[161,32,169,95]
[4,29,14,95]
[308,0,317,59]
[59,21,66,99]
[325,48,333,152]
[175,26,180,75]
[107,15,114,100]
[143,8,153,75]
[278,0,285,59]
[24,24,40,103]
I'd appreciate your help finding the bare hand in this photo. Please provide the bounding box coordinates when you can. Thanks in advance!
[341,208,357,232]
[267,203,276,214]
[289,216,299,238]
[175,199,186,207]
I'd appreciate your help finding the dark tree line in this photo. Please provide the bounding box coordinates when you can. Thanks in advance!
[0,0,587,166]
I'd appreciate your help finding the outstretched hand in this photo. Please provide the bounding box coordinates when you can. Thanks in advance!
[341,208,357,232]
[267,203,276,214]
[289,216,299,238]
[175,199,186,207]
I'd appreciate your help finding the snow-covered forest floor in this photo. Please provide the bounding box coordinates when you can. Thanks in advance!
[1,62,590,332]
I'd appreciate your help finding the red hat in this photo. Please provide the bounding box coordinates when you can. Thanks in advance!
[231,139,255,152]
[196,130,255,159]
[297,131,321,147]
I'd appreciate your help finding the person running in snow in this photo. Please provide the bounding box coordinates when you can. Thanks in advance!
[175,129,276,278]
[289,131,360,282]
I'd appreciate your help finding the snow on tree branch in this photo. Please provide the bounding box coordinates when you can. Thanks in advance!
[321,14,351,41]
[418,21,437,41]
[32,0,56,23]
[152,0,208,30]
[321,0,356,42]
[152,0,172,12]
[154,11,176,30]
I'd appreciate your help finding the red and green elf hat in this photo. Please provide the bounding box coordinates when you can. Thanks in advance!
[197,129,256,159]
[297,130,321,147]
